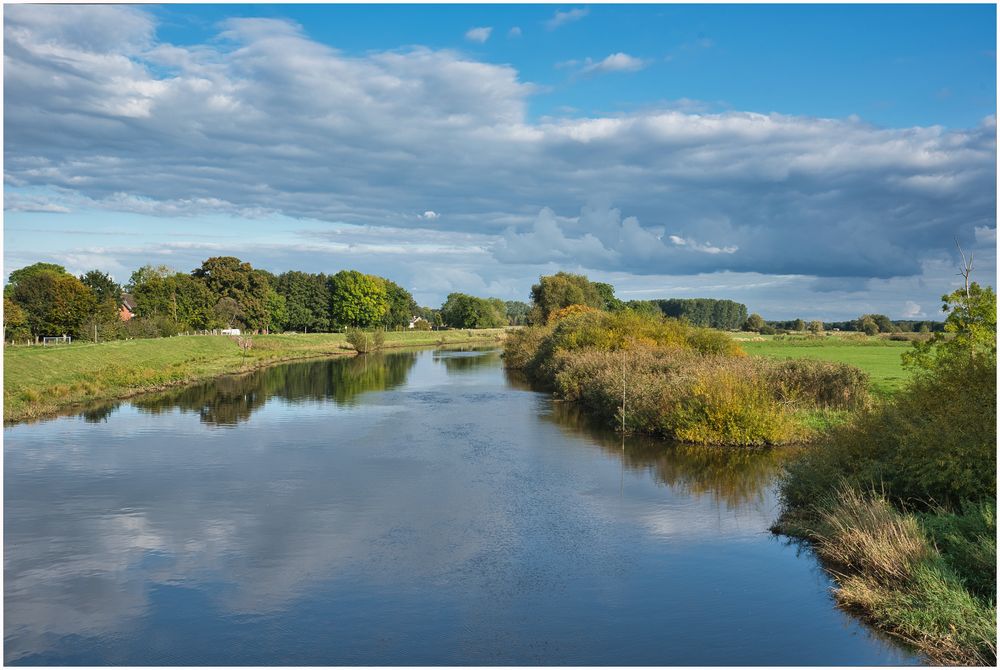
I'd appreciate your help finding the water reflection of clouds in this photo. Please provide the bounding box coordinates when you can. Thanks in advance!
[4,350,912,665]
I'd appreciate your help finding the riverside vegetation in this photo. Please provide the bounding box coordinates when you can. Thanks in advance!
[774,283,997,665]
[504,305,869,446]
[504,273,996,664]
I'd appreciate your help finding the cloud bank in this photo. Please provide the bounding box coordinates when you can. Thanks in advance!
[3,5,996,315]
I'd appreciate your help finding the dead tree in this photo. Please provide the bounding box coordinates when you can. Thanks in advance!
[955,236,974,298]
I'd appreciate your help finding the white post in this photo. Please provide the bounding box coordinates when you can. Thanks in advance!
[621,348,626,433]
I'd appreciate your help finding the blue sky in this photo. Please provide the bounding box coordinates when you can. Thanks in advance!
[4,3,997,319]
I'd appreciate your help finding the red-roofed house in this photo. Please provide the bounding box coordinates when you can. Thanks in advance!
[119,293,136,321]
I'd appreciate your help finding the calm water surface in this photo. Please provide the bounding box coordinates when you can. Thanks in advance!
[4,348,918,665]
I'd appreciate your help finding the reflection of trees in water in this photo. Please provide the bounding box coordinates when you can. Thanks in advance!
[546,402,789,508]
[120,353,418,426]
[502,368,534,392]
[433,350,501,373]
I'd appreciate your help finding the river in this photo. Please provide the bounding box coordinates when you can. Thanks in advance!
[4,348,918,665]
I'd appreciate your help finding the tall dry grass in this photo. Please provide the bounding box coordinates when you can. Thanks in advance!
[803,487,996,666]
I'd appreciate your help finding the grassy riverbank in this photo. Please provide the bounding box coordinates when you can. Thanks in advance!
[773,287,997,665]
[3,329,506,424]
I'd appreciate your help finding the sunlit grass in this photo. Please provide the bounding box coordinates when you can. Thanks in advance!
[736,333,913,396]
[4,329,506,423]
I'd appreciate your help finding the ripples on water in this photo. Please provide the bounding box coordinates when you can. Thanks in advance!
[4,348,918,665]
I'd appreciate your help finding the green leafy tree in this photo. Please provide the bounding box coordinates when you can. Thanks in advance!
[192,257,271,331]
[625,300,662,319]
[904,283,997,373]
[10,270,96,338]
[80,270,122,306]
[4,297,29,342]
[414,305,442,328]
[792,318,806,331]
[857,315,879,336]
[77,269,123,332]
[593,282,624,312]
[528,272,606,324]
[6,262,68,297]
[128,266,216,330]
[808,320,824,334]
[215,297,243,328]
[328,270,389,328]
[440,293,507,328]
[657,298,748,330]
[264,288,287,333]
[743,313,766,332]
[505,300,531,326]
[855,313,894,334]
[275,271,331,332]
[381,280,418,330]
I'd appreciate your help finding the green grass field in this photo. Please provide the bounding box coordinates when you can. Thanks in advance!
[3,329,506,424]
[735,333,914,396]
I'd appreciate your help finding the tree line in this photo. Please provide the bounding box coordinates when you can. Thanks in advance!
[5,257,938,343]
[742,313,945,336]
[2,257,534,343]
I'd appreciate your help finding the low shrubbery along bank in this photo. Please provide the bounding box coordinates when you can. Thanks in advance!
[504,307,870,446]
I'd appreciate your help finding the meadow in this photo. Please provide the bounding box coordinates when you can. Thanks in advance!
[3,329,506,423]
[736,333,914,396]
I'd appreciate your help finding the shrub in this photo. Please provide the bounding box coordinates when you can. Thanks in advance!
[346,328,385,353]
[685,327,745,357]
[667,358,799,446]
[550,346,798,445]
[762,359,871,410]
[506,310,874,446]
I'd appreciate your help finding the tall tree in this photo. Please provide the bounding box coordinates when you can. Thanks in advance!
[10,270,96,338]
[505,300,531,326]
[3,297,29,342]
[6,262,68,297]
[275,271,331,332]
[381,279,418,330]
[440,293,507,328]
[80,270,122,306]
[743,313,766,332]
[192,257,270,331]
[328,270,388,328]
[528,272,606,324]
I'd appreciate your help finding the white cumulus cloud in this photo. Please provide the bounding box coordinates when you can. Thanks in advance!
[901,300,925,318]
[581,53,649,75]
[464,26,492,43]
[546,8,589,30]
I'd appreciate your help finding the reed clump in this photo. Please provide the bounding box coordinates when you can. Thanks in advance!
[504,309,869,446]
[794,487,996,666]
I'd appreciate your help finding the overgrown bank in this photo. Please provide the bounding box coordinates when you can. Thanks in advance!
[4,329,506,424]
[774,284,997,665]
[504,306,870,446]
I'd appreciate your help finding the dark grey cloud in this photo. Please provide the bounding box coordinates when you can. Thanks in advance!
[3,5,996,293]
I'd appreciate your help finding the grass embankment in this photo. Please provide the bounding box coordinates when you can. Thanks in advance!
[772,290,997,665]
[504,308,869,446]
[3,329,506,424]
